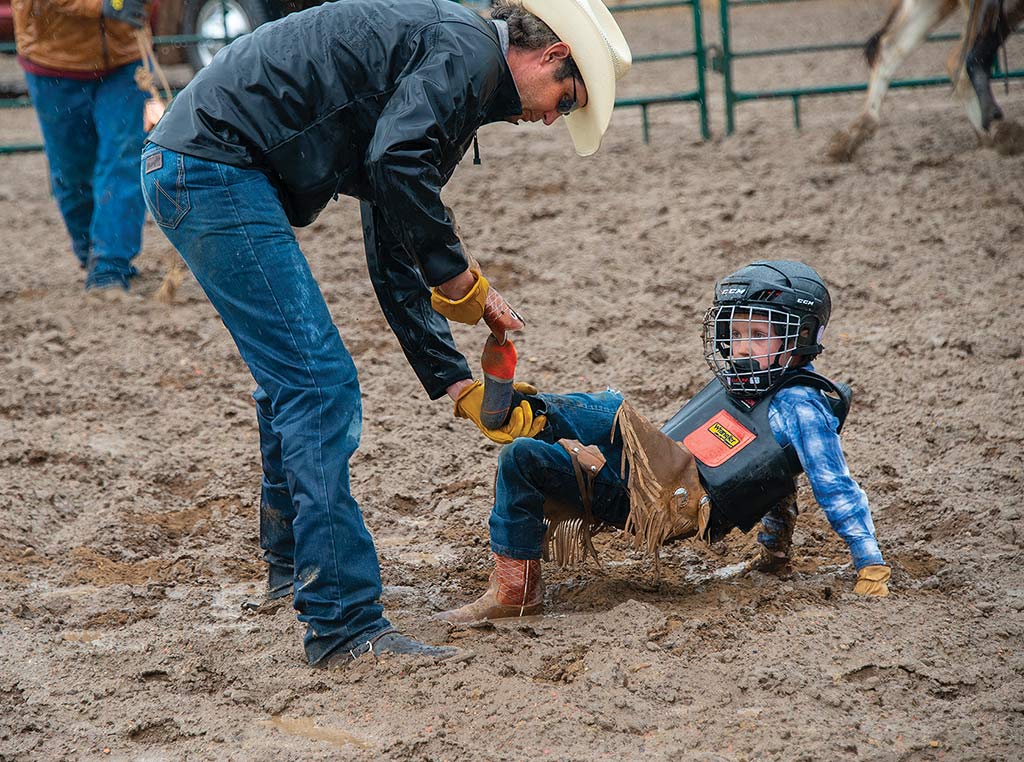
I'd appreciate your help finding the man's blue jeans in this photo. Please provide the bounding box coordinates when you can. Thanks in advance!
[140,147,389,664]
[25,64,146,277]
[490,391,631,559]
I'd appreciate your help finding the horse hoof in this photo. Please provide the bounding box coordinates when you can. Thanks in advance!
[992,119,1024,157]
[825,130,856,163]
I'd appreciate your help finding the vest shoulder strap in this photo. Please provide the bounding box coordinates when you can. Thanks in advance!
[774,369,853,432]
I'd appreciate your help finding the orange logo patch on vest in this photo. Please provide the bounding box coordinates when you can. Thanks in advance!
[683,410,756,467]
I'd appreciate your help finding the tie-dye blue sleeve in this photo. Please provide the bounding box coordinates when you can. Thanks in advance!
[772,391,885,569]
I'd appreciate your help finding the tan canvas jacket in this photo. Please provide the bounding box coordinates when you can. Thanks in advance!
[14,0,142,73]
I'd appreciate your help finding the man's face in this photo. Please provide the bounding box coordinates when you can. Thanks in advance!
[506,42,589,126]
[727,310,792,371]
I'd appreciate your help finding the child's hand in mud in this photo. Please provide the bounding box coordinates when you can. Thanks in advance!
[853,565,890,597]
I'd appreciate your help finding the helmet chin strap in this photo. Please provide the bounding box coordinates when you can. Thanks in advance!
[726,355,793,396]
[792,344,821,358]
[729,358,762,377]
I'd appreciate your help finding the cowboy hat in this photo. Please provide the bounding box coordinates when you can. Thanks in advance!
[521,0,632,156]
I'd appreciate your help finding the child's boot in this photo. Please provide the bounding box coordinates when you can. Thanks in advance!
[436,553,543,623]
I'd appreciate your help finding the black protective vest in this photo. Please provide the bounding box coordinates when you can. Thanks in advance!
[660,371,852,533]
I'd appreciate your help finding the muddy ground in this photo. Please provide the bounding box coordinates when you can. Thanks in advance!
[2,1,1023,759]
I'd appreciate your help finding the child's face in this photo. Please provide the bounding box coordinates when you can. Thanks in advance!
[727,310,794,371]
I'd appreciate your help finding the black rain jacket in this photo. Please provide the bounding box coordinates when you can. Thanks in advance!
[148,0,522,399]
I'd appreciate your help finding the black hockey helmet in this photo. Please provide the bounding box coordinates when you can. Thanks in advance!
[702,260,832,399]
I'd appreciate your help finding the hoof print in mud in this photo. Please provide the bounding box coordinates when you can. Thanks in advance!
[127,718,182,744]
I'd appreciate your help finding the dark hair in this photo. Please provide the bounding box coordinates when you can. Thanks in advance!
[491,0,579,81]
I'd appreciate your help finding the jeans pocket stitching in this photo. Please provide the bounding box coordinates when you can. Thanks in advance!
[154,180,182,213]
[152,180,187,229]
[148,155,190,230]
[175,154,190,212]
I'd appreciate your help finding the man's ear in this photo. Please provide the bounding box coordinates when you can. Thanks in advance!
[543,41,572,65]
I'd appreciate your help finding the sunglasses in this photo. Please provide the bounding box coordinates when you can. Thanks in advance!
[556,76,581,116]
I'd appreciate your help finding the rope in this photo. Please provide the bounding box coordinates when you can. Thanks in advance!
[133,28,173,108]
[133,28,186,304]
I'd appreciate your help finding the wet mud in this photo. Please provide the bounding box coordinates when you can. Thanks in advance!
[1,2,1023,759]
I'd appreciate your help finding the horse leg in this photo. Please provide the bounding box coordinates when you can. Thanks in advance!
[827,0,958,162]
[949,0,1005,140]
[966,27,1006,130]
[982,0,1024,155]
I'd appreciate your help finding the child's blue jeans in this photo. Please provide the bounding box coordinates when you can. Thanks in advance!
[490,391,632,559]
[489,390,794,560]
[24,65,146,278]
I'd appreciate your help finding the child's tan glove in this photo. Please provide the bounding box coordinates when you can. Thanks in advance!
[853,564,891,597]
[454,381,546,444]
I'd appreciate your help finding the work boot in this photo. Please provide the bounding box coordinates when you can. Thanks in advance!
[436,553,543,624]
[319,628,458,669]
[241,563,293,612]
[267,563,294,601]
[85,264,138,296]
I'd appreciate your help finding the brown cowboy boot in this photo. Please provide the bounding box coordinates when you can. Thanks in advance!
[436,553,543,624]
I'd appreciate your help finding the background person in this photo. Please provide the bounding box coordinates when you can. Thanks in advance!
[13,0,149,292]
[140,0,631,668]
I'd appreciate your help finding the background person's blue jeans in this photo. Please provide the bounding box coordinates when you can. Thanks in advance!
[25,64,146,281]
[490,391,632,560]
[140,147,390,664]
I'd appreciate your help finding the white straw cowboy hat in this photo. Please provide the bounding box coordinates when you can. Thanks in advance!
[522,0,632,156]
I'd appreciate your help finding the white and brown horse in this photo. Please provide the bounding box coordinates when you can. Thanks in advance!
[828,0,1024,161]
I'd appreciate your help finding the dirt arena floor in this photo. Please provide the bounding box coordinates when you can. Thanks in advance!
[2,1,1024,759]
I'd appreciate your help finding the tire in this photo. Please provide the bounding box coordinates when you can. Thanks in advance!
[180,0,279,72]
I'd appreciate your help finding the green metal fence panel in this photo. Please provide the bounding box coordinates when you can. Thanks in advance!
[610,0,710,141]
[718,0,1024,134]
[0,0,711,153]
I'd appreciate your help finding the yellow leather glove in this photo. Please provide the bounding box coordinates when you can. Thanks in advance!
[431,271,490,325]
[853,565,891,597]
[454,380,546,444]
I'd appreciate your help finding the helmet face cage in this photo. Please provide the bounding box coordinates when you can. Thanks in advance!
[702,304,803,399]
